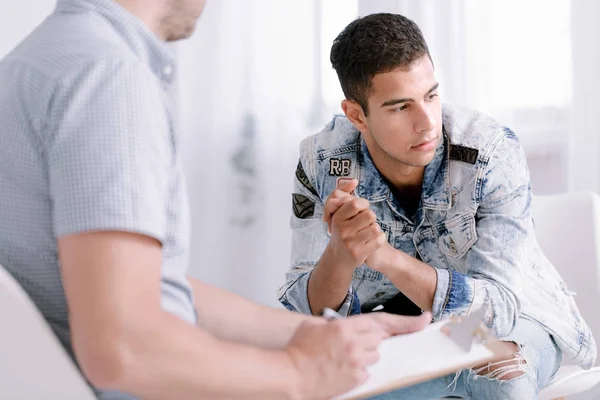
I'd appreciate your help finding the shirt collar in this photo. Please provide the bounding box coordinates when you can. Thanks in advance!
[56,0,175,84]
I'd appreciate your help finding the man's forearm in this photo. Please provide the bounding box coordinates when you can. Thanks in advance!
[190,277,317,349]
[104,310,300,400]
[377,250,437,312]
[307,244,355,316]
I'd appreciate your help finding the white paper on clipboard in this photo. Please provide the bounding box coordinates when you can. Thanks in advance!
[335,309,509,400]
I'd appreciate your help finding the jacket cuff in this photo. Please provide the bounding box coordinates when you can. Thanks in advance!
[278,271,358,316]
[432,269,475,320]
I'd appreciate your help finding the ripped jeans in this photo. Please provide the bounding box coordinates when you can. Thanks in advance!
[369,317,562,400]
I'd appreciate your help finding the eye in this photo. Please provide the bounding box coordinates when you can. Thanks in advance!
[394,104,409,112]
[427,93,439,101]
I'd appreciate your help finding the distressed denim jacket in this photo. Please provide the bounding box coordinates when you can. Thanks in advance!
[278,103,597,369]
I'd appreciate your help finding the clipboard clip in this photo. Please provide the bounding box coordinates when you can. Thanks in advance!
[446,308,491,351]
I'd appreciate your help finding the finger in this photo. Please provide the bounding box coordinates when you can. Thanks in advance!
[336,178,359,194]
[339,222,382,248]
[323,189,355,224]
[355,215,381,235]
[375,312,432,336]
[348,209,378,232]
[342,314,382,333]
[335,211,377,239]
[355,348,382,367]
[328,188,355,201]
[348,367,369,387]
[323,194,354,224]
[362,230,387,253]
[357,329,389,350]
[333,198,371,222]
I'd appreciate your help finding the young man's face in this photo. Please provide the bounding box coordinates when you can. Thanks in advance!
[361,55,442,168]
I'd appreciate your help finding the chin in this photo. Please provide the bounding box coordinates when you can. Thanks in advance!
[166,23,196,42]
[405,151,437,168]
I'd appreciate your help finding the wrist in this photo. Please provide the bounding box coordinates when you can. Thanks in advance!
[279,347,309,400]
[320,243,358,276]
[376,247,406,275]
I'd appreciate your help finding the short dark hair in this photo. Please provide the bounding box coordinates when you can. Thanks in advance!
[330,13,431,115]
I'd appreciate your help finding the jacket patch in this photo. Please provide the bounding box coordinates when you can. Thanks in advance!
[292,194,315,219]
[449,144,479,165]
[295,160,318,197]
[329,158,352,176]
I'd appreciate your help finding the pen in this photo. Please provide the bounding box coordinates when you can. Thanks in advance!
[322,307,344,321]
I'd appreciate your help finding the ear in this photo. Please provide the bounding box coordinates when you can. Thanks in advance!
[341,99,369,133]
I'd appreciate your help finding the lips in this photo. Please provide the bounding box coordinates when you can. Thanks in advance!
[415,138,436,147]
[412,136,439,151]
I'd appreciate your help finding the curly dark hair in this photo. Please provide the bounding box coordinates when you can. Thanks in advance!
[330,13,431,116]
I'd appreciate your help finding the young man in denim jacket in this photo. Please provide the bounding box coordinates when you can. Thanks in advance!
[279,13,596,399]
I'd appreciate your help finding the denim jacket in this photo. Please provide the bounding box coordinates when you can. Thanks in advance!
[278,103,596,369]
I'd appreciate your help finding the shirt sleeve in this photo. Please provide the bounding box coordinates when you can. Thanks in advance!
[431,129,530,338]
[46,58,172,241]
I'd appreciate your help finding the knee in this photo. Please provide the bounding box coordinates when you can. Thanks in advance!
[472,342,528,381]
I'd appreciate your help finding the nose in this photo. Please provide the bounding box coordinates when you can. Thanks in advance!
[415,104,436,134]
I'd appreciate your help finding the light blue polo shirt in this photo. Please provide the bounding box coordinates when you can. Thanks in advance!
[0,0,196,398]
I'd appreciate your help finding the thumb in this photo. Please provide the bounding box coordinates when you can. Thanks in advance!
[337,178,358,194]
[377,311,432,336]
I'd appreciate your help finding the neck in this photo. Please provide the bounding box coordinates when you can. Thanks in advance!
[368,145,425,192]
[387,164,424,192]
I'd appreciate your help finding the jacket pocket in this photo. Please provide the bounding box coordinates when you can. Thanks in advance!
[436,214,477,259]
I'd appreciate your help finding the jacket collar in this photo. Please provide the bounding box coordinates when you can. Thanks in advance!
[355,127,452,211]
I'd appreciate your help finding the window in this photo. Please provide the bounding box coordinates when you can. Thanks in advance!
[464,0,571,111]
[463,0,571,155]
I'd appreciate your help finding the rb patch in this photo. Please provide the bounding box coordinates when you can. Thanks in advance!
[329,158,351,176]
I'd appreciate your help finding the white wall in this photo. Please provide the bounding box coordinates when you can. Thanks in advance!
[569,0,600,194]
[0,1,54,59]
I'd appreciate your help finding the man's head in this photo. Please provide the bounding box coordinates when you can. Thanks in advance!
[117,0,207,41]
[331,13,442,170]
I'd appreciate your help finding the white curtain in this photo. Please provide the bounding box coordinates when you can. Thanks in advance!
[175,0,320,306]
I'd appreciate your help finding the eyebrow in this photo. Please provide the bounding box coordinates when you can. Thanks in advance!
[380,82,440,108]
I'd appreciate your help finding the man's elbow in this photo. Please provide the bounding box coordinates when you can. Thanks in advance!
[73,326,141,391]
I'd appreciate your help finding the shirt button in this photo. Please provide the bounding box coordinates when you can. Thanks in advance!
[449,238,458,253]
[163,64,173,77]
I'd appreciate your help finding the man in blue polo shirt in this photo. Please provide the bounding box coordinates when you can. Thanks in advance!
[0,1,430,399]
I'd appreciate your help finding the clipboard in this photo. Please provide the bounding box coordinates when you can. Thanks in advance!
[334,309,514,400]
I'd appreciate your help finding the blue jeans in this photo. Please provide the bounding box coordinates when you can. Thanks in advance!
[369,317,562,400]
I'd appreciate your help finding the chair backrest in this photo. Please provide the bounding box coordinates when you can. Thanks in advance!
[532,191,600,363]
[0,264,96,398]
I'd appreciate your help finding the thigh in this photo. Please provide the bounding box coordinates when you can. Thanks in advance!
[462,317,562,400]
[502,317,563,388]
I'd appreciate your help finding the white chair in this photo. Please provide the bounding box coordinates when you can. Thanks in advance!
[0,264,95,399]
[533,191,600,400]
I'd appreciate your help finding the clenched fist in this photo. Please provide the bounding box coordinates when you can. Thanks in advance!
[323,179,386,270]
